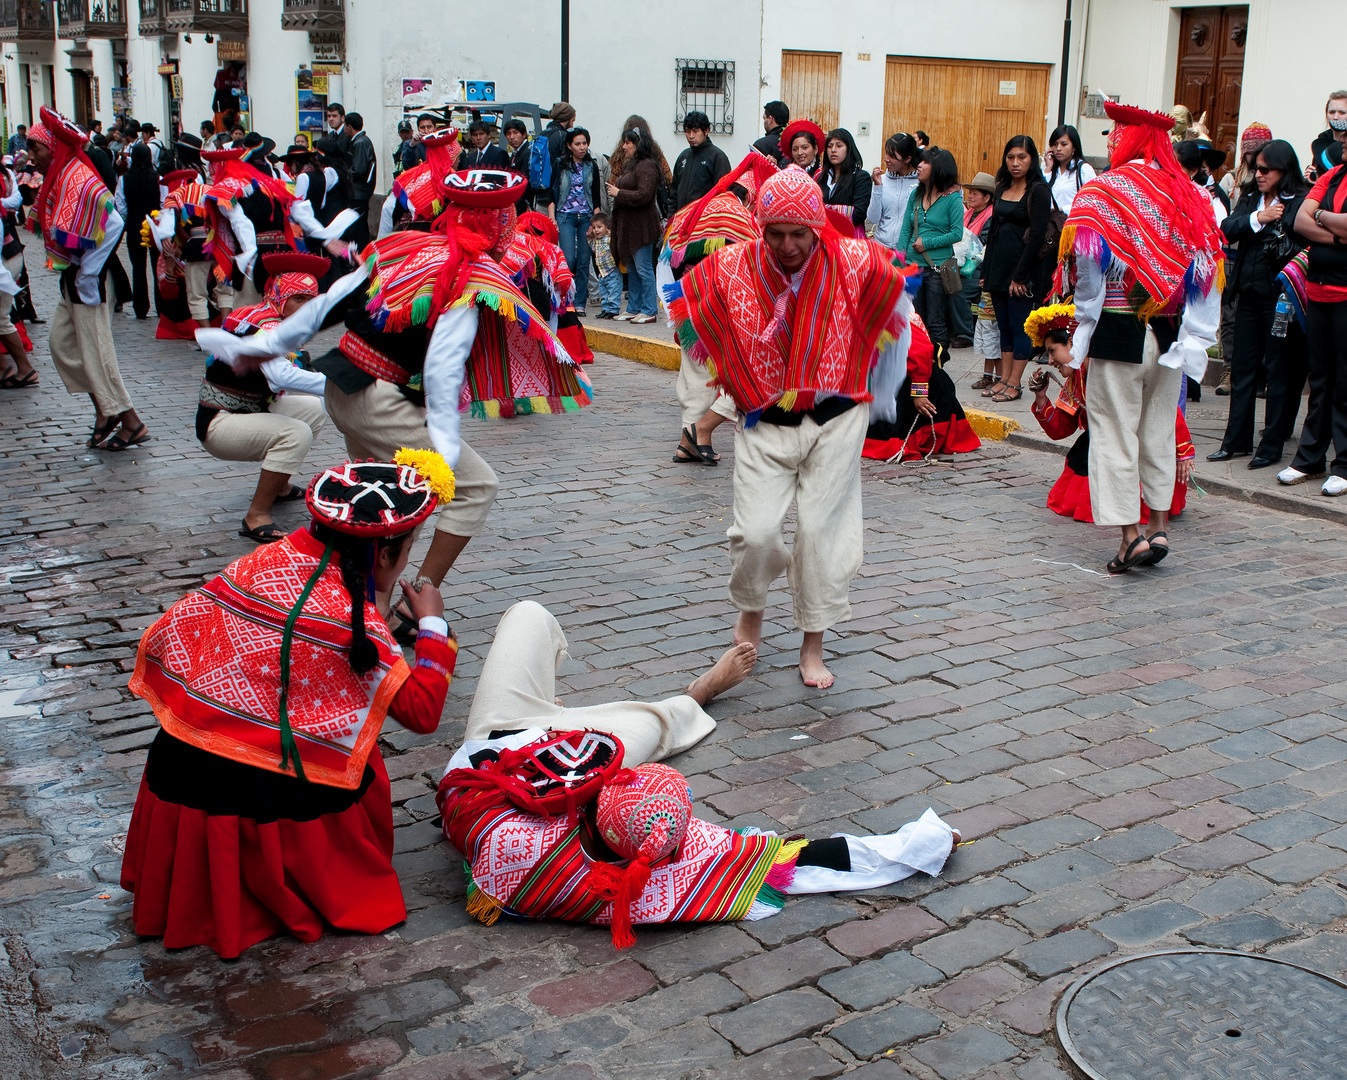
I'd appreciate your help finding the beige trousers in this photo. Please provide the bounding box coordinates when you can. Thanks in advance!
[324,377,499,537]
[0,253,24,335]
[49,294,133,416]
[676,348,736,428]
[1086,330,1181,525]
[464,600,716,766]
[184,260,215,322]
[234,274,262,309]
[728,402,868,632]
[201,394,327,476]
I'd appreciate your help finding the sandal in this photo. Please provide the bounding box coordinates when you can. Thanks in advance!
[275,486,306,502]
[980,380,1006,398]
[1107,535,1151,575]
[0,369,38,389]
[388,601,418,646]
[990,384,1022,402]
[971,374,995,391]
[1142,531,1169,566]
[101,423,150,451]
[674,425,717,465]
[87,417,119,449]
[238,519,286,543]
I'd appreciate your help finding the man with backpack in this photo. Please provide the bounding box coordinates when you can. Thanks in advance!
[530,102,574,207]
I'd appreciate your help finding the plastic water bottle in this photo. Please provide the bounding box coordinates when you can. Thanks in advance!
[1272,292,1291,339]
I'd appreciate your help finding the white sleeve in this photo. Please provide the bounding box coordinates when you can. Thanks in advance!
[323,167,339,205]
[422,304,480,469]
[1160,276,1221,381]
[196,262,371,365]
[1,172,23,211]
[114,177,127,220]
[1079,162,1097,184]
[289,196,322,238]
[76,209,124,305]
[149,207,177,248]
[1068,246,1105,368]
[1247,197,1265,233]
[293,173,310,202]
[656,257,676,325]
[378,190,397,238]
[868,296,914,424]
[780,809,956,895]
[222,201,257,276]
[262,356,328,397]
[0,256,19,297]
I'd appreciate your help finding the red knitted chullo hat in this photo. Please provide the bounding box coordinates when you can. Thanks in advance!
[589,763,693,949]
[756,168,827,231]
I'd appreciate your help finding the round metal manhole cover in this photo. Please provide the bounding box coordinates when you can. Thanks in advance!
[1055,948,1347,1079]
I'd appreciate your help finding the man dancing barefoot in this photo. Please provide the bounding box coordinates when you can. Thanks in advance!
[665,169,912,688]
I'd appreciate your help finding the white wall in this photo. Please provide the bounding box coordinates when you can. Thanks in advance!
[760,0,1084,167]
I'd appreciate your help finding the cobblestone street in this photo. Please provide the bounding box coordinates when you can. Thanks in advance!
[6,268,1347,1080]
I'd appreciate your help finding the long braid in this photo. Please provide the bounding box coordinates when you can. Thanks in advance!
[339,543,379,675]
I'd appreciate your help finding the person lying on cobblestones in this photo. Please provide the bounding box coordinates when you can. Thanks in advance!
[194,252,331,543]
[1026,302,1194,526]
[120,455,458,960]
[26,107,147,450]
[664,167,914,688]
[439,729,957,949]
[197,169,592,644]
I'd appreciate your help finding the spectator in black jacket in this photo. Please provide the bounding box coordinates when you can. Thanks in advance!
[1307,91,1347,183]
[672,111,730,211]
[817,127,870,234]
[399,114,439,172]
[504,119,532,212]
[753,101,788,161]
[458,120,510,170]
[324,103,352,164]
[343,112,377,249]
[85,136,133,312]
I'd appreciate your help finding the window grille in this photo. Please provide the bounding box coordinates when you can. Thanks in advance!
[675,59,734,135]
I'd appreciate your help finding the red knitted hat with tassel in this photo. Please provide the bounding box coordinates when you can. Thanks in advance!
[590,764,692,948]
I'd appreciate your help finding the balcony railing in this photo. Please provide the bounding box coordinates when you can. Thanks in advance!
[58,0,127,37]
[280,0,340,32]
[0,0,55,41]
[164,0,246,35]
[137,0,163,34]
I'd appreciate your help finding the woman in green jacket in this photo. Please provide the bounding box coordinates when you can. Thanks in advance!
[895,148,965,349]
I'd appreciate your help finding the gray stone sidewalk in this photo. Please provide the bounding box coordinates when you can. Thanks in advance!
[4,269,1347,1080]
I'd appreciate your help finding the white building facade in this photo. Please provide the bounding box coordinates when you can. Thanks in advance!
[0,1,1333,191]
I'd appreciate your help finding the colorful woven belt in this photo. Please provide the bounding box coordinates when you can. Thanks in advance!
[339,331,414,386]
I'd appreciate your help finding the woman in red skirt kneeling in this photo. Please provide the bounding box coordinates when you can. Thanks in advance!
[120,452,458,958]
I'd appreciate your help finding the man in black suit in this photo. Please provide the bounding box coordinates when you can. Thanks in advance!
[753,100,788,161]
[457,121,509,170]
[344,111,377,248]
[504,118,533,212]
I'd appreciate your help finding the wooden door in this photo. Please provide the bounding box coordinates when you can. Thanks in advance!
[780,50,841,133]
[883,57,1050,183]
[71,71,92,131]
[1174,5,1247,173]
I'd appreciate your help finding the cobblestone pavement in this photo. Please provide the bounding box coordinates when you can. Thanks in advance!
[6,266,1347,1080]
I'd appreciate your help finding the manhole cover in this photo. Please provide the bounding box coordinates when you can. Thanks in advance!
[1055,948,1347,1079]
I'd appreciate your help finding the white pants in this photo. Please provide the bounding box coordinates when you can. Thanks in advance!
[974,318,1002,362]
[324,377,499,537]
[676,348,736,428]
[200,394,327,476]
[49,294,133,416]
[728,402,868,632]
[464,601,716,766]
[1086,330,1181,526]
[184,260,214,323]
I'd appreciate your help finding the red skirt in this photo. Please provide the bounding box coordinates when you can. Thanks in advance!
[120,734,406,959]
[863,417,981,462]
[1047,465,1187,524]
[155,315,201,341]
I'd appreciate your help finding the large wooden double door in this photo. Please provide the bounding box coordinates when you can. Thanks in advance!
[1174,5,1247,174]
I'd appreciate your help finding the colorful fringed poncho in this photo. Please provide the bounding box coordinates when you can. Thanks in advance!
[664,236,908,421]
[661,191,760,271]
[34,157,114,271]
[204,158,299,283]
[441,785,805,930]
[390,163,446,226]
[360,230,592,418]
[499,230,576,313]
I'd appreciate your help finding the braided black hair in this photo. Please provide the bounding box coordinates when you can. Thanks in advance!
[310,523,414,675]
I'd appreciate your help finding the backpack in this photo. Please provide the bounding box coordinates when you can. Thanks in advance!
[529,133,554,194]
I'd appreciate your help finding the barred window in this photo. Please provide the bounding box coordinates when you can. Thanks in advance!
[676,59,734,135]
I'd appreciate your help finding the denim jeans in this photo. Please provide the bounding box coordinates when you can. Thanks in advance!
[625,242,657,316]
[595,269,622,315]
[557,211,591,309]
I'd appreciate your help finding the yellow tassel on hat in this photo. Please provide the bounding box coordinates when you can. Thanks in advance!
[394,447,456,503]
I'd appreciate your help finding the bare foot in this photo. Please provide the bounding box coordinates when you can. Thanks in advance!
[733,610,763,650]
[799,632,833,689]
[949,829,963,857]
[688,642,758,705]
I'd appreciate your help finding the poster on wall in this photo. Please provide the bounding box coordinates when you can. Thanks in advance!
[296,67,325,135]
[402,78,434,110]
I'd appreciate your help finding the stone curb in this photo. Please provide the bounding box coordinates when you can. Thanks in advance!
[964,408,1021,442]
[585,326,680,371]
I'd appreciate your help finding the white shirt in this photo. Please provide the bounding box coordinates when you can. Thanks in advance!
[1044,160,1096,215]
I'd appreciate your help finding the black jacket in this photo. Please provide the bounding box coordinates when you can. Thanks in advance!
[672,140,731,210]
[348,131,376,205]
[458,143,510,171]
[818,167,872,227]
[752,129,782,162]
[509,142,532,212]
[1221,189,1307,297]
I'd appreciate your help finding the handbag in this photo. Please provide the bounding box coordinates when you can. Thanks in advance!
[1023,185,1066,261]
[916,196,965,295]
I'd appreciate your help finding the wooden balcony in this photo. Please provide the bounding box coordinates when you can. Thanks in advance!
[163,0,246,36]
[0,0,55,42]
[137,0,164,35]
[280,0,341,32]
[58,0,127,38]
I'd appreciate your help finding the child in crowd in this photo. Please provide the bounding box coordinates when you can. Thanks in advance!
[971,289,1002,390]
[588,212,622,318]
[1026,303,1193,532]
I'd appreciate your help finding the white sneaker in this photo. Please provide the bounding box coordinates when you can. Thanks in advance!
[1278,467,1314,485]
[630,314,656,324]
[613,313,635,322]
[1323,476,1347,496]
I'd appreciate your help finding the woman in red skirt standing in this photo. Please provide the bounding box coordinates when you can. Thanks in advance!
[120,452,458,958]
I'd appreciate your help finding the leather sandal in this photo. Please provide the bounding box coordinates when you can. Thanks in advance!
[238,520,286,543]
[1142,531,1169,566]
[1107,535,1151,575]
